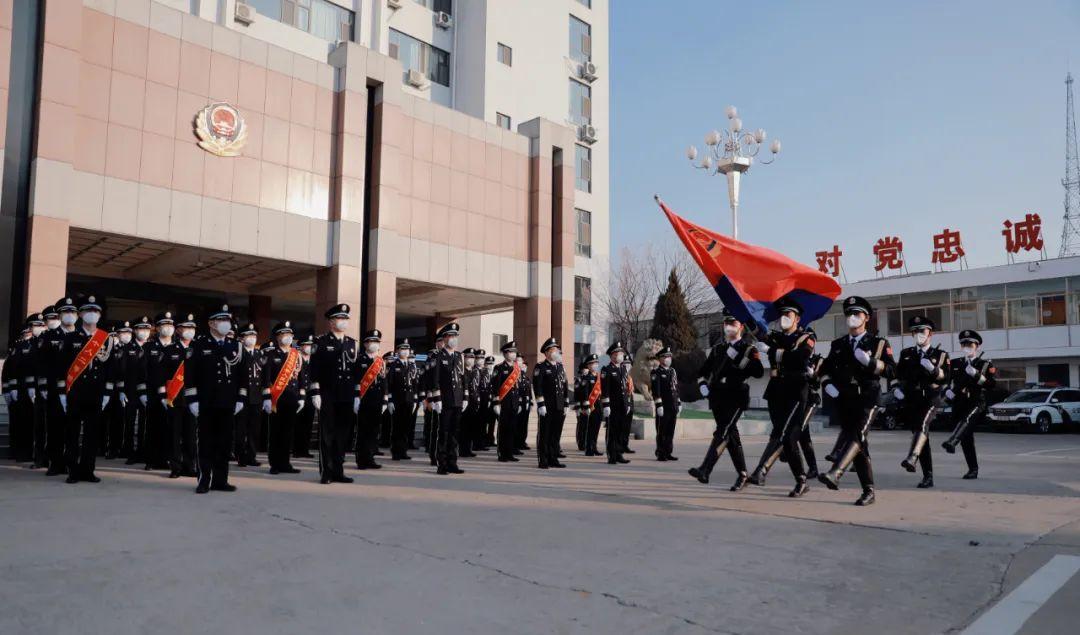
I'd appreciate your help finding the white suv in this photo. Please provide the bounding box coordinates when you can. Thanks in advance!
[987,388,1080,433]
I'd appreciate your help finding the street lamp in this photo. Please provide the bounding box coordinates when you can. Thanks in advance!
[686,106,781,240]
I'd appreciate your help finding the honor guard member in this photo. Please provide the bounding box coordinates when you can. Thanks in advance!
[746,298,817,496]
[184,305,249,493]
[574,361,589,452]
[235,323,263,467]
[515,358,533,452]
[261,322,304,475]
[491,341,522,462]
[601,342,631,464]
[533,338,570,469]
[4,313,42,463]
[892,315,950,488]
[310,304,359,484]
[475,349,493,451]
[650,347,681,462]
[292,334,316,458]
[106,321,134,459]
[354,329,387,470]
[387,339,419,460]
[170,314,200,478]
[423,333,447,464]
[378,351,395,453]
[941,330,996,479]
[430,322,467,474]
[576,354,604,456]
[42,297,79,475]
[818,296,896,506]
[118,316,151,464]
[689,310,764,489]
[145,311,180,472]
[57,296,115,483]
[459,348,480,458]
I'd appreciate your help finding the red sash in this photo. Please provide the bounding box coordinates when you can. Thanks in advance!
[65,329,108,393]
[358,355,384,399]
[587,374,602,408]
[498,363,521,401]
[165,362,185,406]
[269,348,300,412]
[626,374,634,395]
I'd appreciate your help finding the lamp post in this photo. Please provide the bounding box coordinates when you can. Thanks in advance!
[686,106,781,240]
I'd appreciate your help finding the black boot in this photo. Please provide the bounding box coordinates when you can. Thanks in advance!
[195,478,210,494]
[854,488,875,506]
[942,438,957,454]
[789,479,809,498]
[825,431,847,463]
[917,474,934,488]
[688,466,709,484]
[747,466,768,487]
[962,468,978,479]
[902,430,929,472]
[818,440,861,491]
[730,472,749,491]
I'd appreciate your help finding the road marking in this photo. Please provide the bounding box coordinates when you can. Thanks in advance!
[961,554,1080,635]
[1017,446,1080,457]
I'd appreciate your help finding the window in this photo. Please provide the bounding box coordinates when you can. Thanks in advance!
[575,208,592,257]
[575,0,592,7]
[497,43,512,66]
[1007,297,1038,328]
[574,276,592,325]
[573,342,592,365]
[575,144,591,193]
[496,112,511,130]
[569,15,591,63]
[389,29,451,87]
[246,0,355,42]
[492,333,508,352]
[414,0,452,14]
[569,79,592,125]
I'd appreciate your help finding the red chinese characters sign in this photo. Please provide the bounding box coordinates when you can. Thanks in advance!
[873,236,904,271]
[1002,213,1044,253]
[931,229,965,264]
[815,245,842,278]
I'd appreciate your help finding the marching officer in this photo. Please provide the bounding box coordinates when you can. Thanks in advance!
[430,322,467,475]
[57,296,115,483]
[650,347,680,462]
[533,337,570,469]
[309,304,358,484]
[184,305,249,493]
[42,297,79,475]
[292,334,316,458]
[577,354,604,456]
[354,328,387,470]
[748,298,817,496]
[689,310,764,489]
[893,315,950,488]
[236,323,263,467]
[818,296,896,506]
[387,339,419,460]
[118,316,151,465]
[515,357,532,453]
[941,330,996,480]
[491,341,522,462]
[601,342,631,465]
[261,321,303,475]
[459,348,480,458]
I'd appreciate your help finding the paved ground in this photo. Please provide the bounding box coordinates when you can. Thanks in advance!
[2,430,1079,635]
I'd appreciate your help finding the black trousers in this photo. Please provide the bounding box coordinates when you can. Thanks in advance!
[952,401,981,471]
[435,405,462,468]
[699,403,746,476]
[391,401,415,457]
[65,399,100,478]
[496,402,518,458]
[834,399,875,489]
[537,408,565,466]
[576,409,587,451]
[484,406,496,445]
[585,408,602,453]
[268,401,298,469]
[293,400,314,457]
[169,402,197,473]
[11,395,33,462]
[318,400,355,478]
[122,398,146,462]
[195,406,233,487]
[356,403,381,466]
[516,405,530,448]
[903,399,934,477]
[146,400,173,469]
[33,396,48,466]
[105,398,124,456]
[606,408,627,461]
[234,403,261,464]
[46,395,67,469]
[765,396,807,481]
[458,406,475,454]
[655,405,677,458]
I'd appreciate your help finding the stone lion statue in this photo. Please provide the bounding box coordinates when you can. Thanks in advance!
[632,339,662,402]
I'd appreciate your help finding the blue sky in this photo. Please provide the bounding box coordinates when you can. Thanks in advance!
[610,0,1080,281]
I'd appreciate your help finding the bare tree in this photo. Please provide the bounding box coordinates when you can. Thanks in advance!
[636,240,721,318]
[593,247,653,353]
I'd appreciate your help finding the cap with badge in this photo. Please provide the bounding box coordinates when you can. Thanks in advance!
[436,322,460,338]
[116,320,133,333]
[908,315,935,331]
[79,295,102,312]
[133,316,152,329]
[362,328,381,342]
[463,347,475,358]
[580,353,599,369]
[842,296,872,316]
[239,322,258,336]
[396,338,412,350]
[606,341,626,355]
[958,330,982,346]
[500,340,517,353]
[541,337,559,353]
[55,297,77,312]
[42,305,58,319]
[178,313,197,328]
[657,346,672,359]
[25,313,45,327]
[155,311,175,325]
[273,321,294,335]
[720,307,742,323]
[208,304,232,320]
[774,296,803,316]
[325,303,350,319]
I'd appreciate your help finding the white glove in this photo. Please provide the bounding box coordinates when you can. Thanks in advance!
[854,348,872,366]
[353,397,361,414]
[824,384,839,399]
[699,385,709,398]
[296,401,304,413]
[676,405,682,416]
[161,397,169,409]
[626,406,632,415]
[920,358,935,372]
[754,341,770,354]
[462,400,469,411]
[262,399,272,414]
[945,388,956,400]
[140,395,147,406]
[189,402,199,418]
[59,394,68,412]
[3,392,12,406]
[493,404,501,417]
[893,388,905,400]
[388,402,396,415]
[101,395,110,410]
[381,403,388,414]
[311,395,322,411]
[965,364,977,377]
[27,388,36,403]
[119,393,128,408]
[657,406,664,418]
[602,406,611,418]
[433,401,443,414]
[726,346,738,359]
[234,401,244,416]
[538,405,547,417]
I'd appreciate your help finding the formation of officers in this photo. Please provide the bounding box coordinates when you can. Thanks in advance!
[4,293,997,504]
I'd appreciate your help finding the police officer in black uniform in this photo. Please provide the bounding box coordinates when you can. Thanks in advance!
[118,316,151,465]
[491,341,521,462]
[185,305,249,494]
[422,334,446,465]
[689,310,764,489]
[515,358,532,452]
[354,328,387,470]
[475,349,493,451]
[235,322,263,467]
[892,315,950,488]
[145,311,179,472]
[601,342,631,465]
[42,297,79,475]
[430,322,466,475]
[309,304,358,484]
[942,330,996,480]
[292,334,316,458]
[818,296,896,506]
[575,354,603,456]
[4,314,42,463]
[650,346,681,462]
[387,339,419,460]
[533,337,570,469]
[459,348,480,458]
[261,321,303,475]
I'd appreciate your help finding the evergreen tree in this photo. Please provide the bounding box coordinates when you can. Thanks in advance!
[649,269,698,355]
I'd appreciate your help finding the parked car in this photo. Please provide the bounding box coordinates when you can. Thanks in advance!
[987,387,1080,433]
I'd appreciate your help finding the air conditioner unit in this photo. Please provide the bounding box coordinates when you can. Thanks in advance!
[387,0,403,8]
[579,61,598,82]
[578,124,597,144]
[406,69,429,89]
[435,11,453,29]
[234,1,255,25]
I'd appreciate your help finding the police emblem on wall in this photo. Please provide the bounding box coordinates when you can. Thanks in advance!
[194,102,248,157]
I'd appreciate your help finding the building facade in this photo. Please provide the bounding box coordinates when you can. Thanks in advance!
[0,0,610,369]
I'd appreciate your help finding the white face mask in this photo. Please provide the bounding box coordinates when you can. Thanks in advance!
[159,325,175,338]
[588,363,599,373]
[662,357,672,368]
[60,313,77,326]
[119,333,132,344]
[446,336,459,350]
[779,314,796,331]
[724,325,740,340]
[549,350,562,363]
[279,335,294,348]
[962,345,977,358]
[398,350,409,361]
[46,319,60,330]
[365,342,379,354]
[612,352,625,365]
[180,328,195,341]
[846,314,865,329]
[242,335,257,348]
[333,319,349,333]
[914,331,930,346]
[518,361,526,371]
[212,321,231,337]
[135,329,150,342]
[81,311,101,325]
[465,358,475,369]
[485,363,494,371]
[302,346,313,356]
[504,352,517,363]
[31,326,46,337]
